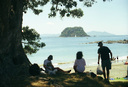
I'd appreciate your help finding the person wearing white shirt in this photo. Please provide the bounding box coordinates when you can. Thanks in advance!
[73,51,86,73]
[43,55,71,74]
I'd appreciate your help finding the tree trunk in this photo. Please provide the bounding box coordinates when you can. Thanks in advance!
[0,0,31,86]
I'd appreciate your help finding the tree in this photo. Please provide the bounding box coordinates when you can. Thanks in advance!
[22,26,45,54]
[0,0,108,86]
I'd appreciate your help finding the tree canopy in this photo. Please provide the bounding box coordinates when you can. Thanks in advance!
[23,0,98,18]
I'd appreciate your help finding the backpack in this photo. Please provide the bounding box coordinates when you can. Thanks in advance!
[29,63,40,76]
[91,72,96,78]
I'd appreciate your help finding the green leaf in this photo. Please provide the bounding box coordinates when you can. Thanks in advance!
[22,26,45,54]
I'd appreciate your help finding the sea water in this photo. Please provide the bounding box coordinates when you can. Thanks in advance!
[27,35,128,69]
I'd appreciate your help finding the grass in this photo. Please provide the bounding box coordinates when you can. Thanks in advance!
[10,73,128,87]
[110,78,128,82]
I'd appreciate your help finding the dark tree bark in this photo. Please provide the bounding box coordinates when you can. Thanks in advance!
[0,0,31,86]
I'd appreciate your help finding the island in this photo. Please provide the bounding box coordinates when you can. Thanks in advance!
[60,27,90,37]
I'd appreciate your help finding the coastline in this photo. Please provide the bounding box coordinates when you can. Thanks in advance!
[67,61,128,79]
[40,55,128,79]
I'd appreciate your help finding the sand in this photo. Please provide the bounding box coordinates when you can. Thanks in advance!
[69,61,128,78]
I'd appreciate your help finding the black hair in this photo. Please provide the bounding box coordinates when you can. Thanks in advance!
[48,55,53,60]
[98,42,103,46]
[76,51,83,59]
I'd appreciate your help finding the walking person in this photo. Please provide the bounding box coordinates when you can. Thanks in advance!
[97,42,112,83]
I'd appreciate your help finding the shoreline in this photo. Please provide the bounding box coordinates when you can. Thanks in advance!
[64,55,128,78]
[67,61,128,78]
[40,55,128,78]
[53,55,128,69]
[56,55,128,65]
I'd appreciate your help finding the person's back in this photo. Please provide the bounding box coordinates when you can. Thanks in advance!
[97,42,112,83]
[74,51,86,73]
[98,46,111,60]
[74,58,86,72]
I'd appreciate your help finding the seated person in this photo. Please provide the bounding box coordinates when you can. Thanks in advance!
[73,51,86,73]
[43,55,71,74]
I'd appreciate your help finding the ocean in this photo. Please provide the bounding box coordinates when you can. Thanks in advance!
[27,35,128,69]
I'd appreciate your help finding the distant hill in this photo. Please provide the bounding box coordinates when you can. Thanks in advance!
[87,31,115,36]
[60,27,89,37]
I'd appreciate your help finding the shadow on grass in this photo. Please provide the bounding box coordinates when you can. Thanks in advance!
[45,73,108,87]
[9,73,128,87]
[10,74,49,87]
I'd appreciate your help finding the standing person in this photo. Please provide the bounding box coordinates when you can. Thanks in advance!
[126,56,128,62]
[117,56,119,62]
[97,42,112,82]
[73,51,86,73]
[43,55,71,74]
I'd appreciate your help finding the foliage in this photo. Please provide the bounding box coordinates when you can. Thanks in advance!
[60,27,89,37]
[22,26,45,54]
[23,0,99,18]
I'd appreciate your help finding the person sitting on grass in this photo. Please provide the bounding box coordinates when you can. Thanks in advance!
[73,51,86,73]
[43,55,71,75]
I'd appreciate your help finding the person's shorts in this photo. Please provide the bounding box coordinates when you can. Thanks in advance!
[101,59,111,70]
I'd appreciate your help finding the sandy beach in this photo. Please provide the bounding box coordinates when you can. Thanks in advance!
[69,61,128,78]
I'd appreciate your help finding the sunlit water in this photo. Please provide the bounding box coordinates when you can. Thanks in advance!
[27,35,128,69]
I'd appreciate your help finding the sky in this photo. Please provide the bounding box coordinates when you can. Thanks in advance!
[23,0,128,35]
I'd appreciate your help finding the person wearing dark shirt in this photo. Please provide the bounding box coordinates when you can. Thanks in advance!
[97,42,112,82]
